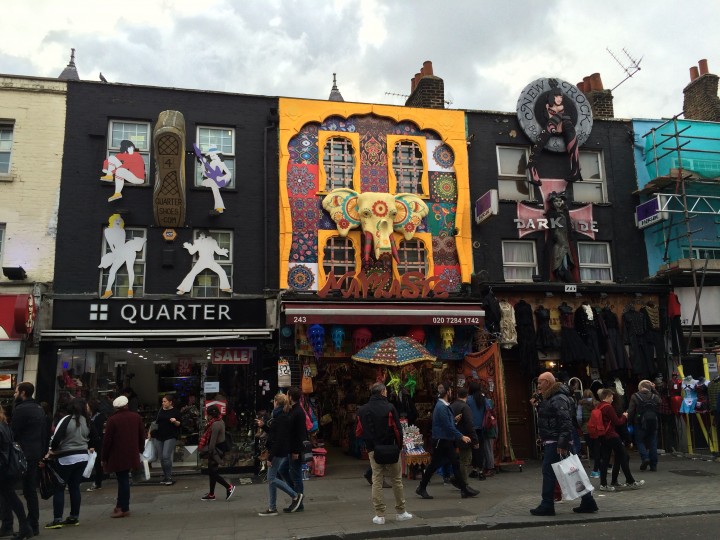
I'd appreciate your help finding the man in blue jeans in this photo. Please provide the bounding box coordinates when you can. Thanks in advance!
[279,387,307,512]
[530,372,598,516]
[627,380,661,471]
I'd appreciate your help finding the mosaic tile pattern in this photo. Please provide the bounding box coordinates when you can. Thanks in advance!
[287,164,317,197]
[321,116,356,132]
[430,171,457,202]
[288,263,318,291]
[437,266,462,293]
[290,198,322,233]
[427,202,457,237]
[432,236,460,266]
[288,124,319,165]
[290,231,318,263]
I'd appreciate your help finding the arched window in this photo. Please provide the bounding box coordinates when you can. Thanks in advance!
[392,140,424,194]
[323,136,355,190]
[397,238,428,276]
[322,236,357,277]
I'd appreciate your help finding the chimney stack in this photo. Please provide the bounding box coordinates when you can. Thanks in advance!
[683,59,720,121]
[579,72,614,118]
[405,60,445,109]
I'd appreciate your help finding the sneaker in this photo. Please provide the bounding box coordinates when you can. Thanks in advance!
[45,520,64,529]
[107,192,123,202]
[200,493,216,501]
[372,516,385,525]
[86,485,102,492]
[161,479,174,485]
[226,484,236,500]
[629,480,645,488]
[61,517,79,526]
[152,110,187,228]
[589,471,600,478]
[288,493,304,513]
[610,482,627,488]
[598,485,615,492]
[396,511,413,521]
[258,508,278,517]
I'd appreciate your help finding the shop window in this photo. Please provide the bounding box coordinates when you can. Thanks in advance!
[107,120,151,183]
[497,146,534,202]
[502,240,537,281]
[99,227,147,297]
[194,126,235,188]
[577,241,613,282]
[321,135,356,191]
[397,238,429,276]
[574,151,607,203]
[682,246,720,260]
[0,124,13,175]
[322,235,357,278]
[191,230,233,298]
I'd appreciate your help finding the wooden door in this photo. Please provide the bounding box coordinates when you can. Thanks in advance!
[503,359,537,459]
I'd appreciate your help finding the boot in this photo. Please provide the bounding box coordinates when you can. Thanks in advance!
[415,486,433,500]
[573,497,599,514]
[460,488,478,498]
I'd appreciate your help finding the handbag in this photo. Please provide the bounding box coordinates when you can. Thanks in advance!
[551,453,594,501]
[142,439,157,462]
[39,460,64,500]
[372,444,400,465]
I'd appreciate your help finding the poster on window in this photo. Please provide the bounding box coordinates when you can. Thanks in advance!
[278,358,291,388]
[176,356,193,376]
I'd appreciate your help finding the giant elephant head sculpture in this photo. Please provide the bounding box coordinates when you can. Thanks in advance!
[322,188,429,263]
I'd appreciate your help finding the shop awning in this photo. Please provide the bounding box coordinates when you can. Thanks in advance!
[40,328,274,342]
[282,301,484,326]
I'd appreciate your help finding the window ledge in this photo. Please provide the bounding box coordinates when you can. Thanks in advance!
[0,173,15,182]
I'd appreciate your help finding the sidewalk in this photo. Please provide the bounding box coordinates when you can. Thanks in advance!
[32,449,720,540]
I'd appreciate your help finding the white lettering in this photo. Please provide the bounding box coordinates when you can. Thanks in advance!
[204,304,216,320]
[121,305,137,324]
[550,217,562,228]
[537,218,549,230]
[513,218,526,228]
[190,305,201,319]
[173,304,187,320]
[140,305,154,321]
[218,305,230,321]
[156,304,170,320]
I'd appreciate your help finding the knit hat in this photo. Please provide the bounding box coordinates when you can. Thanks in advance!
[113,395,129,408]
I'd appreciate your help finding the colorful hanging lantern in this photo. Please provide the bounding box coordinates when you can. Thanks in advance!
[352,327,372,353]
[307,324,325,358]
[406,326,426,344]
[330,325,346,351]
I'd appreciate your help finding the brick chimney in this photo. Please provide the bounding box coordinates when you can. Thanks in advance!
[683,59,720,121]
[576,73,614,118]
[405,61,445,109]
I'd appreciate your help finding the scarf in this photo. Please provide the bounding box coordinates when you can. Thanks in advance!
[198,417,220,449]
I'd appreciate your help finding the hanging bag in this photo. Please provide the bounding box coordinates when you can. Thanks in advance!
[142,438,157,462]
[38,460,65,500]
[551,453,594,500]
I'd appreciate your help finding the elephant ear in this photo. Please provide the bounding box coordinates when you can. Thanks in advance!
[393,193,429,239]
[322,188,360,236]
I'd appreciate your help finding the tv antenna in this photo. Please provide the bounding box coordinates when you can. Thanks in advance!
[606,47,643,91]
[384,91,453,106]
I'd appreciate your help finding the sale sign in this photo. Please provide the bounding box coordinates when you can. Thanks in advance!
[212,347,255,364]
[205,399,227,416]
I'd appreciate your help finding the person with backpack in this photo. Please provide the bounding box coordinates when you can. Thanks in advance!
[0,405,33,539]
[592,389,644,491]
[627,380,661,472]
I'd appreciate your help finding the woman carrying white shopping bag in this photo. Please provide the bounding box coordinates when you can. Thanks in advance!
[529,372,599,516]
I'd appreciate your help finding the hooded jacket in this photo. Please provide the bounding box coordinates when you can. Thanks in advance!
[11,398,48,461]
[356,394,401,452]
[627,388,661,426]
[536,382,574,450]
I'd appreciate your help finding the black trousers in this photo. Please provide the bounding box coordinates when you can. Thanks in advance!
[419,439,466,490]
[599,436,635,486]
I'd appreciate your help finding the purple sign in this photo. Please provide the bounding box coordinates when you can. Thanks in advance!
[475,190,498,224]
[635,197,665,229]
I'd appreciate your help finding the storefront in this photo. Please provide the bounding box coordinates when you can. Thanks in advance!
[39,297,274,472]
[0,293,37,411]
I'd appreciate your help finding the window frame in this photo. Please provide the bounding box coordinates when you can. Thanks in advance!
[496,145,535,202]
[0,123,14,177]
[106,120,151,184]
[577,241,613,283]
[194,125,236,189]
[317,131,360,193]
[393,232,433,279]
[98,226,147,297]
[501,240,538,282]
[682,246,720,260]
[574,151,607,204]
[387,135,429,197]
[318,230,360,285]
[190,229,233,298]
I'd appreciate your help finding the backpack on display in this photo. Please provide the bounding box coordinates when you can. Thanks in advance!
[635,395,658,432]
[587,407,608,439]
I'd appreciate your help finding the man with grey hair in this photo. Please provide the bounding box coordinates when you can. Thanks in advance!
[627,379,661,471]
[356,383,412,525]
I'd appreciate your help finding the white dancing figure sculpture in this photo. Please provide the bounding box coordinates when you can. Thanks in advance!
[177,231,232,295]
[195,144,231,214]
[98,214,146,299]
[101,140,146,202]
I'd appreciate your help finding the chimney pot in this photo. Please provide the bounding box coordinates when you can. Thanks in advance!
[590,73,603,91]
[577,81,585,92]
[583,76,592,92]
[414,73,422,87]
[699,59,709,76]
[410,77,416,92]
[422,61,433,76]
[690,66,700,82]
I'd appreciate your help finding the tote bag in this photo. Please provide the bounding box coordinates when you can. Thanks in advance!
[551,453,594,501]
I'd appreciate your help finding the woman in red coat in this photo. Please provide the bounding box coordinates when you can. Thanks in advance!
[101,396,145,518]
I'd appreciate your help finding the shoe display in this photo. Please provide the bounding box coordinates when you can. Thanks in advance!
[529,506,555,516]
[589,471,600,478]
[629,480,645,488]
[396,512,413,521]
[258,509,278,517]
[288,493,304,512]
[200,493,216,501]
[372,516,385,525]
[226,484,236,500]
[152,110,187,228]
[598,485,615,492]
[415,486,433,499]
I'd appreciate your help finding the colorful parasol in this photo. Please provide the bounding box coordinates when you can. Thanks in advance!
[352,336,436,366]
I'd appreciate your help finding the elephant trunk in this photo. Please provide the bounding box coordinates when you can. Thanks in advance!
[363,231,373,264]
[390,235,400,264]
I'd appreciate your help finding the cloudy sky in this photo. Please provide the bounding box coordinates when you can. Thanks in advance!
[1,0,718,119]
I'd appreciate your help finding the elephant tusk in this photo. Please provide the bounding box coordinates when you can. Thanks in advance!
[390,235,399,264]
[363,231,373,264]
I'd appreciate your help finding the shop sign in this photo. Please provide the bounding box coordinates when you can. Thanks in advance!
[515,198,597,240]
[0,294,36,339]
[635,196,667,229]
[318,270,449,299]
[474,190,498,225]
[205,399,227,416]
[204,381,220,393]
[212,347,254,365]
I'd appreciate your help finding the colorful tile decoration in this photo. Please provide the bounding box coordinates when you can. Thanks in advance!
[288,124,319,165]
[287,164,318,197]
[430,171,458,202]
[432,236,460,266]
[288,263,318,291]
[321,116,356,132]
[391,121,424,137]
[290,231,318,263]
[427,202,457,237]
[427,140,455,171]
[437,266,462,293]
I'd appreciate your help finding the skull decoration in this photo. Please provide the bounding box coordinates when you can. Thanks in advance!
[406,326,426,344]
[439,325,455,350]
[352,326,373,353]
[330,325,345,351]
[322,189,429,263]
[307,324,325,358]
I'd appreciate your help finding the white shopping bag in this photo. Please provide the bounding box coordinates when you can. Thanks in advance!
[551,453,594,501]
[82,451,97,478]
[142,439,157,462]
[140,454,151,480]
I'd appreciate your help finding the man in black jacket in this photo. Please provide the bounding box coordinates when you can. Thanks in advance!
[11,381,48,536]
[279,387,307,513]
[530,372,598,517]
[356,383,412,525]
[450,387,479,495]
